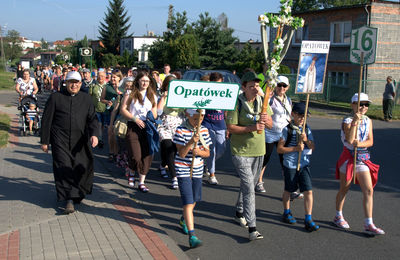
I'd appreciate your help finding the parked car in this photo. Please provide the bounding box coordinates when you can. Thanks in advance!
[182,69,241,84]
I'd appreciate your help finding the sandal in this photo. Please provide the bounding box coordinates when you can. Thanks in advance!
[364,224,385,236]
[138,184,149,193]
[128,177,135,188]
[171,179,178,190]
[159,166,169,179]
[305,220,320,232]
[282,212,297,224]
[333,215,350,229]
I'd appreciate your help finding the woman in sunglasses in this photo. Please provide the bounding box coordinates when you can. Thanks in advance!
[256,76,292,194]
[334,93,384,235]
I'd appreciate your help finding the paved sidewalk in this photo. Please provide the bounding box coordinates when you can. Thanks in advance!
[0,104,189,260]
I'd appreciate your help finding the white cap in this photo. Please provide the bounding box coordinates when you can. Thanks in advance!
[186,109,206,116]
[351,93,371,103]
[277,75,289,86]
[66,71,82,81]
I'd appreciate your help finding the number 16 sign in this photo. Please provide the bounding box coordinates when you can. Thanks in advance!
[350,25,378,65]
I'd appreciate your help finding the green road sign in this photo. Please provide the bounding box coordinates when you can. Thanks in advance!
[350,25,378,65]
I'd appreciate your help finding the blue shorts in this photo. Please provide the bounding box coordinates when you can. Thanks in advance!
[178,177,202,205]
[283,165,313,192]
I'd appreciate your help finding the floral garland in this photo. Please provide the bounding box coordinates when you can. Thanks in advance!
[258,0,304,87]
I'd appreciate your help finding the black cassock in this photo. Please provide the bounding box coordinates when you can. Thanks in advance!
[41,91,99,202]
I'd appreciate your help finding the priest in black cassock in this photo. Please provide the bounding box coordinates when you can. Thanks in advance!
[40,71,99,214]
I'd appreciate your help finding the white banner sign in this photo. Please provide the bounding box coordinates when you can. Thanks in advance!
[167,80,240,110]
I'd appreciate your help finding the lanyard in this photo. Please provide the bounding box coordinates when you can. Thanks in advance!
[359,118,367,141]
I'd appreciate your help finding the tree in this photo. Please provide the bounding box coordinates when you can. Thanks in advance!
[293,0,369,12]
[98,0,131,55]
[171,34,200,69]
[235,43,264,74]
[4,30,22,62]
[40,38,49,50]
[192,12,239,69]
[148,39,171,69]
[101,53,120,68]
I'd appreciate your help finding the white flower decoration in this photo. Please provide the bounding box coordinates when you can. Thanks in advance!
[258,14,269,25]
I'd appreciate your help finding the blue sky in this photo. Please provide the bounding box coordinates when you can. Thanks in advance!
[0,0,281,42]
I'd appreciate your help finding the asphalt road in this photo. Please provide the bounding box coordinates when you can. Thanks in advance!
[2,90,400,260]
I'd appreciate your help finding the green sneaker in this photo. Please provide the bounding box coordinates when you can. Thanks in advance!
[179,219,188,234]
[189,235,202,248]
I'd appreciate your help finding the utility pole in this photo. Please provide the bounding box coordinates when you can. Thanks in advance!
[0,25,6,71]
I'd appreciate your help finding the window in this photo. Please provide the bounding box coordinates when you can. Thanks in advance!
[293,25,309,44]
[330,71,349,87]
[330,21,351,45]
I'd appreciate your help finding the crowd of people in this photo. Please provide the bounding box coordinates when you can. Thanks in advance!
[14,62,386,248]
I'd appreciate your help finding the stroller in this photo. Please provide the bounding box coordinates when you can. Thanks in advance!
[18,95,41,136]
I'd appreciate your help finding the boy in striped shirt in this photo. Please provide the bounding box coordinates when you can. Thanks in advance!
[173,109,211,248]
[25,102,38,135]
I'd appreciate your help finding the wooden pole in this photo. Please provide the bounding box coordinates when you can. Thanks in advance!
[257,86,271,134]
[353,52,364,184]
[296,94,310,171]
[189,109,203,178]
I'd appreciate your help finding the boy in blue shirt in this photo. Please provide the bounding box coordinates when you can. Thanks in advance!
[173,109,211,248]
[277,102,319,232]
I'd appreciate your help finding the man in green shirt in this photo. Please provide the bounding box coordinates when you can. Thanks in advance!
[226,71,272,241]
[89,70,107,148]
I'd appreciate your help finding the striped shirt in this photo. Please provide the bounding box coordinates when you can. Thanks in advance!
[173,125,211,178]
[26,109,38,120]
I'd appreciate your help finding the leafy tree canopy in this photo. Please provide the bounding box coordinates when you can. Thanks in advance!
[293,0,369,12]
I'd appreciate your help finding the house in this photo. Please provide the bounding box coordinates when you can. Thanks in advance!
[40,51,62,66]
[20,52,41,67]
[275,0,399,103]
[120,35,159,62]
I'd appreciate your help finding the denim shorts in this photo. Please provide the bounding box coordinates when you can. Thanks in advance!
[178,177,202,205]
[283,165,312,192]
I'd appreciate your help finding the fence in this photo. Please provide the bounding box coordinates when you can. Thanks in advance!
[282,74,397,104]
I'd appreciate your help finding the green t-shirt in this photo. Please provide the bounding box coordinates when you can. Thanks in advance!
[89,82,107,113]
[226,94,272,157]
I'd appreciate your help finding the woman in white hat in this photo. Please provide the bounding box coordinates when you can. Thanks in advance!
[334,93,384,235]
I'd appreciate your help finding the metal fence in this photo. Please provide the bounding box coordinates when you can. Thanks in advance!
[281,74,398,104]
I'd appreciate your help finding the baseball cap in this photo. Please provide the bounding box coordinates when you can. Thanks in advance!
[82,68,90,73]
[186,109,206,116]
[277,75,290,86]
[241,71,261,83]
[66,71,82,81]
[351,93,371,103]
[292,102,309,115]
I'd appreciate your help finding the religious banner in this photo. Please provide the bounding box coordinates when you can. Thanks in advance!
[295,41,330,94]
[166,80,240,110]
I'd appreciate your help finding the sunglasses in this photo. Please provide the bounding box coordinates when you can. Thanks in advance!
[360,102,370,107]
[277,84,288,88]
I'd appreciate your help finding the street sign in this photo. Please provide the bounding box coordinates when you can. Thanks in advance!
[80,47,93,56]
[350,25,378,65]
[166,80,240,110]
[63,54,69,60]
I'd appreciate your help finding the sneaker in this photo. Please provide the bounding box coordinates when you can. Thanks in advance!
[255,181,266,193]
[179,219,189,234]
[290,191,304,201]
[333,215,350,229]
[282,212,297,224]
[208,175,218,185]
[234,216,248,228]
[364,223,385,236]
[171,179,178,190]
[249,231,263,241]
[305,220,320,232]
[160,167,168,179]
[189,235,203,248]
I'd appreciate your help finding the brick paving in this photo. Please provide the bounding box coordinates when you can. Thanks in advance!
[0,104,188,260]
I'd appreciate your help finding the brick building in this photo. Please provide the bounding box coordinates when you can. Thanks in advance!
[276,0,399,102]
